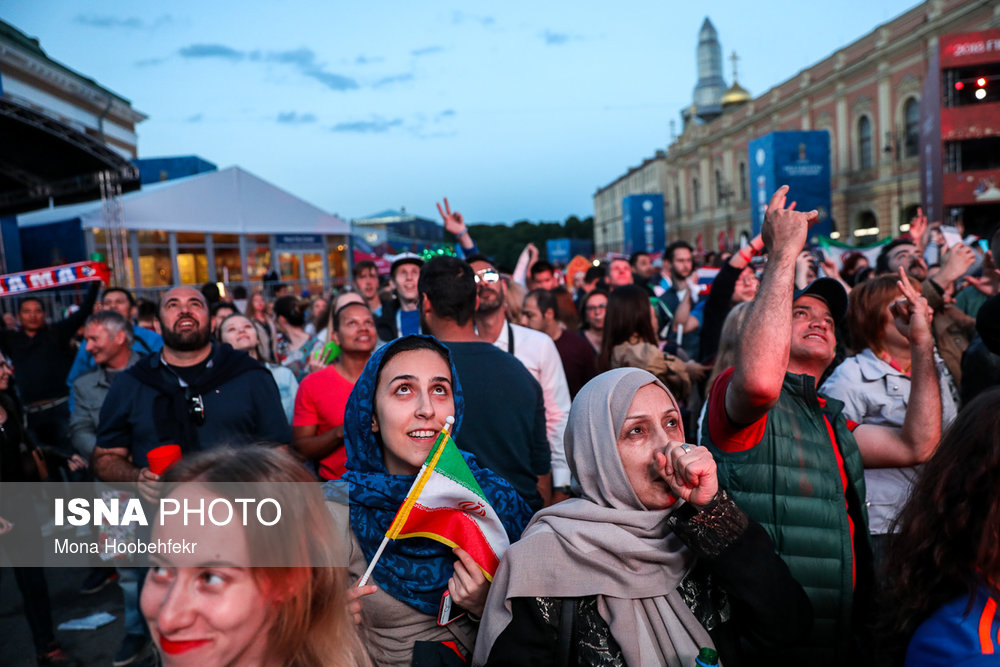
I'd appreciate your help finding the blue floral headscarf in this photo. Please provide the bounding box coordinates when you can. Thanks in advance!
[338,335,532,615]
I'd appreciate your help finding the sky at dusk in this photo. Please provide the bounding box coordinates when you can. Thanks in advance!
[3,1,921,224]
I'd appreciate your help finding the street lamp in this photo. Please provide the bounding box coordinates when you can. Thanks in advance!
[883,130,906,233]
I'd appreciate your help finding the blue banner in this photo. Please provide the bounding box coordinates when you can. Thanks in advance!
[622,194,665,254]
[748,131,831,237]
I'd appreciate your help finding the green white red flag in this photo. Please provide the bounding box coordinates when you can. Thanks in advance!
[383,419,510,580]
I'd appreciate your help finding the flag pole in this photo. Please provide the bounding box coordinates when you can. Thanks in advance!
[358,416,455,587]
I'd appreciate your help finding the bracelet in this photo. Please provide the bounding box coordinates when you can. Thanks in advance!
[738,248,754,263]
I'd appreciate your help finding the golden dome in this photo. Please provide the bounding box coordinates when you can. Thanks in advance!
[721,81,751,108]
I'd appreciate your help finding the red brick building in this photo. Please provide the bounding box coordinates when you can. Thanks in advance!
[594,0,999,254]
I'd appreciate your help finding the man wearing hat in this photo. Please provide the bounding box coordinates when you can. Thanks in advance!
[374,253,424,342]
[699,187,942,666]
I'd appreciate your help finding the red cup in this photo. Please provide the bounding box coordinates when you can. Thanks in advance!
[147,444,182,475]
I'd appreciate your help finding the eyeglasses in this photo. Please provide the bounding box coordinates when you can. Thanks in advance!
[585,303,607,312]
[474,268,500,285]
[187,394,206,426]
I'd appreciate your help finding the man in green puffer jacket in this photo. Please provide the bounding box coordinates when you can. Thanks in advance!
[700,186,942,666]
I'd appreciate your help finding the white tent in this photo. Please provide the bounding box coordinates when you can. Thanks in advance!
[17,165,349,235]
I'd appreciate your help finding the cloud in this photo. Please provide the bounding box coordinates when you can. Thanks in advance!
[176,44,359,91]
[185,113,204,123]
[134,57,167,68]
[179,44,245,60]
[331,117,403,133]
[303,69,359,91]
[435,109,456,121]
[355,55,384,65]
[451,11,495,27]
[75,15,144,29]
[265,48,314,68]
[277,111,317,124]
[373,73,414,88]
[411,46,444,58]
[75,14,173,30]
[542,30,572,46]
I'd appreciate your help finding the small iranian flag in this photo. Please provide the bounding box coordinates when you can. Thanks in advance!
[360,417,510,584]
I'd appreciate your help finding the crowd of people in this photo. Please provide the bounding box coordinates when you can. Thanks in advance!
[0,189,998,666]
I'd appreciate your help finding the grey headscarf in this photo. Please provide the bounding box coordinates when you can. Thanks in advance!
[474,368,714,666]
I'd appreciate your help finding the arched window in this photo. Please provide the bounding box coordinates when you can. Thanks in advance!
[692,178,700,212]
[739,162,748,201]
[715,169,724,205]
[903,98,919,158]
[858,116,873,170]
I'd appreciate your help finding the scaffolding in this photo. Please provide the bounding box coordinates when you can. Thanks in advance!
[99,169,132,288]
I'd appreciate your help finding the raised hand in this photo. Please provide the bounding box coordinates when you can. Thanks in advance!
[436,198,466,237]
[653,442,719,508]
[938,242,976,286]
[762,186,818,257]
[891,267,933,347]
[908,207,928,250]
[963,274,997,297]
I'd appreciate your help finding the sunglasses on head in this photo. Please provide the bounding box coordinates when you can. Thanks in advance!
[474,268,500,285]
[187,393,206,426]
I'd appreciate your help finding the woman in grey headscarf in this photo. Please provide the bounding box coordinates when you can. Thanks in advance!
[474,368,812,667]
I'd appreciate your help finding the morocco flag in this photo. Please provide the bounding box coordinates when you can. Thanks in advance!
[384,421,510,580]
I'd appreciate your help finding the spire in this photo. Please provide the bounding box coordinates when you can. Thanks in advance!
[693,17,726,123]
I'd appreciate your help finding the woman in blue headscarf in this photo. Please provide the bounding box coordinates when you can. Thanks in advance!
[333,335,532,666]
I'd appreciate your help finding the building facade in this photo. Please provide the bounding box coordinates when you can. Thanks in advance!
[594,0,1000,254]
[0,20,146,158]
[352,208,444,253]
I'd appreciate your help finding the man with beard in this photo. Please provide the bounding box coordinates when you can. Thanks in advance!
[93,287,291,490]
[419,256,550,510]
[658,241,702,359]
[467,255,572,502]
[292,302,376,480]
[875,236,976,385]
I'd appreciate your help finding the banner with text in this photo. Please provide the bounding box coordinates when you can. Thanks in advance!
[0,481,350,567]
[0,261,109,297]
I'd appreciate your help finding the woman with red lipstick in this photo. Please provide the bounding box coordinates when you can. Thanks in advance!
[141,447,370,667]
[338,335,532,666]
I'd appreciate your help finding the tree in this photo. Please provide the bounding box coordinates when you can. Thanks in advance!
[448,215,593,271]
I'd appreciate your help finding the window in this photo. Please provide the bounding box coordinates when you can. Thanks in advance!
[674,185,681,218]
[137,229,172,287]
[692,178,700,212]
[715,169,724,206]
[858,116,873,170]
[903,98,919,158]
[739,162,748,201]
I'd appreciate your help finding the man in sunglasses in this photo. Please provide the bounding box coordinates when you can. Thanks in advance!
[93,286,291,497]
[467,254,573,504]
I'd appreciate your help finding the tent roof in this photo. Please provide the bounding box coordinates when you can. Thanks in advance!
[17,166,349,235]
